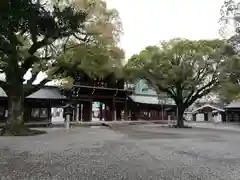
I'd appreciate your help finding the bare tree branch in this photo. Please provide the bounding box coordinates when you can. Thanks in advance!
[28,38,48,55]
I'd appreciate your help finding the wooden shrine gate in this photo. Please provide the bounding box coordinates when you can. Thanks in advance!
[62,73,132,122]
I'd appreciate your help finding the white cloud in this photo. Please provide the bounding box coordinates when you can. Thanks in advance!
[107,0,225,58]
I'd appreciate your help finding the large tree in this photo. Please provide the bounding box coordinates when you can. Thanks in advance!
[54,0,125,83]
[125,39,225,127]
[218,55,240,102]
[58,40,125,87]
[218,0,240,102]
[0,0,122,135]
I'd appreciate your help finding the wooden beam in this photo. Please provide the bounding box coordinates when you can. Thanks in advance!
[73,84,133,92]
[113,97,116,121]
[71,95,126,100]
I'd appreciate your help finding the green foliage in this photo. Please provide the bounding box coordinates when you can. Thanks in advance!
[218,55,240,102]
[126,38,225,127]
[218,0,240,102]
[0,0,123,95]
[57,42,125,80]
[68,0,123,45]
[0,0,88,91]
[219,82,240,103]
[0,0,123,129]
[127,39,225,98]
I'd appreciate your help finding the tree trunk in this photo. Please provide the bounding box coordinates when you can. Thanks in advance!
[176,105,185,128]
[7,92,24,125]
[1,84,26,135]
[0,63,46,136]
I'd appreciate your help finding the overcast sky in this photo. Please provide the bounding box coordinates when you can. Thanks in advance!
[107,0,225,58]
[1,0,226,83]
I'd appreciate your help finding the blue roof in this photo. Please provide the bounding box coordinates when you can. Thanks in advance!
[134,79,157,95]
[130,79,175,105]
[27,87,67,99]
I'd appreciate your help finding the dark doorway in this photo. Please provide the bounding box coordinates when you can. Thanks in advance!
[204,113,208,121]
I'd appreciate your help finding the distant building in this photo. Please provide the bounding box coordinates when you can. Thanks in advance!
[192,103,226,122]
[127,79,176,120]
[225,100,240,122]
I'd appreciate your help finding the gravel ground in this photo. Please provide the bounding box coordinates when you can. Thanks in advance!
[1,125,240,180]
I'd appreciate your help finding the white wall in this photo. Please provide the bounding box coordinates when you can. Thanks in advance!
[208,112,213,122]
[195,112,223,122]
[196,113,205,122]
[213,113,222,122]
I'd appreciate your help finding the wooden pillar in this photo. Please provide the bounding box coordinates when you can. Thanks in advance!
[116,105,122,121]
[82,101,92,122]
[115,102,123,121]
[73,104,77,121]
[70,107,74,122]
[105,101,112,121]
[82,102,88,122]
[80,103,83,121]
[89,101,92,121]
[225,111,228,122]
[124,98,128,121]
[99,103,103,121]
[148,109,151,120]
[130,107,135,121]
[48,101,52,122]
[76,104,80,122]
[112,98,116,121]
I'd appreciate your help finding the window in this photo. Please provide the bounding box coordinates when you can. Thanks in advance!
[31,108,39,117]
[31,108,48,118]
[40,108,48,118]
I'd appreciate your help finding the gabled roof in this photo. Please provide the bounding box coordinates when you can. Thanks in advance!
[225,100,240,109]
[192,103,225,113]
[0,87,7,97]
[0,87,66,100]
[129,95,158,105]
[129,79,175,105]
[134,79,157,96]
[26,87,67,99]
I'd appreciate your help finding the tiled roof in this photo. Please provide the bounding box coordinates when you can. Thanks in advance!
[26,87,67,99]
[129,94,175,105]
[134,79,157,95]
[225,100,240,108]
[0,87,66,100]
[0,87,7,97]
[129,79,175,105]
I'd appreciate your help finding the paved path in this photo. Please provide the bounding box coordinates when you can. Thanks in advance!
[1,125,240,179]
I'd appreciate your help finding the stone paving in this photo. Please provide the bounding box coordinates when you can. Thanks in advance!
[186,121,240,131]
[1,125,240,180]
